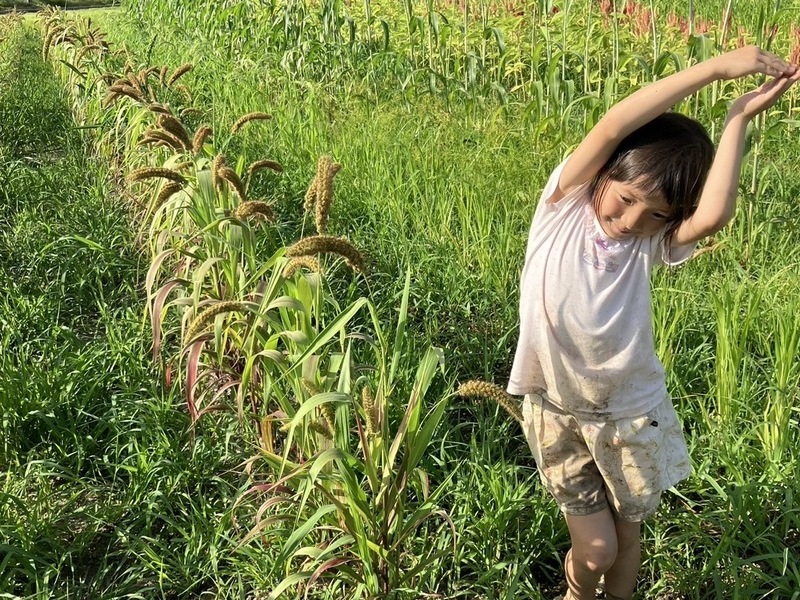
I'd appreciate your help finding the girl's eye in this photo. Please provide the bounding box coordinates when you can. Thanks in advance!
[620,196,633,205]
[652,213,669,221]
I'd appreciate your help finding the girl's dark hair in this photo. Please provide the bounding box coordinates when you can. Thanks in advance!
[589,112,715,244]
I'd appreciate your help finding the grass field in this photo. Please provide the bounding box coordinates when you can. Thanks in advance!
[2,1,800,598]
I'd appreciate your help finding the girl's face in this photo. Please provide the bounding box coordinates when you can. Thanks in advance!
[596,177,673,240]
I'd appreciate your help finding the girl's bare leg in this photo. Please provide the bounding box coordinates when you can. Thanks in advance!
[563,510,642,600]
[603,518,642,600]
[564,509,618,600]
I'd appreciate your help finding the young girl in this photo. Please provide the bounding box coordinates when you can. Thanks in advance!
[506,46,799,600]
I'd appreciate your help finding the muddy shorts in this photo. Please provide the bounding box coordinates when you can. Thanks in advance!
[522,393,691,522]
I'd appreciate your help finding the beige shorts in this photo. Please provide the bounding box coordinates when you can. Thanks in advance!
[522,393,691,522]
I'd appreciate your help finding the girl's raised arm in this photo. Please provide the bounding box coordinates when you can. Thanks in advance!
[671,69,800,246]
[547,46,796,204]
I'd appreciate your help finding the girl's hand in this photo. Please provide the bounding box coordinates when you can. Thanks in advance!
[713,46,797,80]
[728,70,800,120]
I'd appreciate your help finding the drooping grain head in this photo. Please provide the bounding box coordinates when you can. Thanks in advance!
[102,91,121,108]
[282,256,323,279]
[212,154,227,190]
[287,235,365,273]
[126,167,187,185]
[192,125,213,156]
[173,161,194,172]
[218,166,247,202]
[309,419,334,439]
[173,83,193,102]
[234,200,275,222]
[457,380,523,423]
[303,177,318,214]
[167,63,193,86]
[185,300,249,343]
[108,83,144,103]
[153,181,184,211]
[157,114,192,149]
[148,102,173,116]
[143,128,187,152]
[247,159,284,180]
[180,107,201,119]
[300,378,322,397]
[315,161,342,234]
[75,43,101,63]
[231,112,273,134]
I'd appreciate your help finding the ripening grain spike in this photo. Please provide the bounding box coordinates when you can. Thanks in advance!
[287,235,365,273]
[457,380,523,423]
[167,63,193,86]
[231,112,273,134]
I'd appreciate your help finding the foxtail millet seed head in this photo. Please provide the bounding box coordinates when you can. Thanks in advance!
[158,65,169,85]
[231,112,273,134]
[247,159,284,180]
[180,107,201,118]
[311,419,334,439]
[153,181,183,211]
[137,133,162,147]
[42,30,57,60]
[108,84,144,103]
[117,74,144,96]
[185,300,249,342]
[102,91,121,108]
[192,125,212,155]
[75,43,101,62]
[300,378,322,397]
[148,102,173,115]
[457,380,523,423]
[218,167,247,202]
[157,114,191,149]
[315,161,342,234]
[282,256,322,279]
[211,154,227,190]
[303,177,318,214]
[126,167,187,185]
[286,235,365,273]
[167,63,193,86]
[319,402,336,437]
[173,83,192,102]
[134,69,150,90]
[361,386,376,436]
[173,161,194,172]
[143,128,186,152]
[234,200,275,222]
[303,155,332,214]
[282,419,333,439]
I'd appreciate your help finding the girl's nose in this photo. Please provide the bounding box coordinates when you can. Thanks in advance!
[623,208,648,231]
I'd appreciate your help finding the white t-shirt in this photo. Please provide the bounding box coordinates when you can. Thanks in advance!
[507,158,695,420]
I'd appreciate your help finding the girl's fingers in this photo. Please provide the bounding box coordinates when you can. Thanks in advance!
[758,50,795,75]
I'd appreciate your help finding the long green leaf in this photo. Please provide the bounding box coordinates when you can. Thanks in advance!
[385,346,443,473]
[286,297,368,371]
[389,267,412,384]
[274,504,337,569]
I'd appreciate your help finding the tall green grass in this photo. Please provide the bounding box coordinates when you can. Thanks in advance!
[0,21,266,599]
[8,0,800,597]
[95,0,800,594]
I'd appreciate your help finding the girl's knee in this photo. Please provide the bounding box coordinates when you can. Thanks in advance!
[573,538,618,574]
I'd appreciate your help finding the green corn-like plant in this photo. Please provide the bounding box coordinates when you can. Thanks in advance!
[237,271,454,598]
